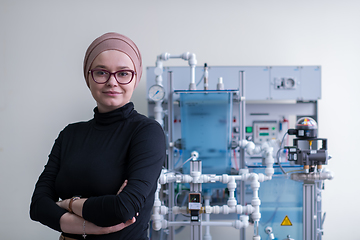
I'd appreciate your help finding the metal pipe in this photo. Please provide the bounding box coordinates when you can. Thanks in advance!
[238,70,246,240]
[166,71,175,239]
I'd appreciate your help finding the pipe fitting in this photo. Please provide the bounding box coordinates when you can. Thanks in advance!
[227,199,237,208]
[222,205,230,214]
[221,174,229,184]
[154,66,163,76]
[191,151,199,160]
[188,53,197,66]
[151,214,163,231]
[160,205,168,215]
[235,205,243,214]
[239,215,248,222]
[159,52,170,61]
[290,171,334,181]
[181,52,190,60]
[251,198,261,207]
[227,178,236,189]
[244,204,254,214]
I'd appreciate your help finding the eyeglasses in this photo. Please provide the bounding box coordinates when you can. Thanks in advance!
[89,69,136,85]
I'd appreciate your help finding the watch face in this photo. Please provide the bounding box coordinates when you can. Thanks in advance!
[148,85,165,101]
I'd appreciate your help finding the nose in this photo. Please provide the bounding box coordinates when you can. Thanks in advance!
[106,73,119,86]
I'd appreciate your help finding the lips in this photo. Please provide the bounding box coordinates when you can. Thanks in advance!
[103,91,123,97]
[103,90,122,96]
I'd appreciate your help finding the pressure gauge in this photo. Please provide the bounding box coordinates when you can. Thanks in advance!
[148,84,165,101]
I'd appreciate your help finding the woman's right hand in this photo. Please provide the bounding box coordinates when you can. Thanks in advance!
[99,217,136,234]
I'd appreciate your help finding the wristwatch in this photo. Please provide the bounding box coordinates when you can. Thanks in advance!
[68,196,81,214]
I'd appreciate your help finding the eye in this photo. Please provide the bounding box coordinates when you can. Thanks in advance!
[94,70,108,77]
[116,71,130,78]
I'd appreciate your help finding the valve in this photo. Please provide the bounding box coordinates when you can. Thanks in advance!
[264,226,275,240]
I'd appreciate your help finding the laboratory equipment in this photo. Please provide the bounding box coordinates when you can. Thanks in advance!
[146,53,333,240]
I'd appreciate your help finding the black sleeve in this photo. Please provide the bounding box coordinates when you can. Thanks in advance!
[82,122,166,227]
[29,130,68,232]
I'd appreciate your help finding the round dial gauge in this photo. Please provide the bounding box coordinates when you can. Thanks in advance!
[284,78,296,89]
[148,84,165,101]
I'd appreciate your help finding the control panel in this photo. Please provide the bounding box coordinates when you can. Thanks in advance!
[252,121,278,144]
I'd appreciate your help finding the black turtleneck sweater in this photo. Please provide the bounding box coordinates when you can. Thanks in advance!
[30,102,166,240]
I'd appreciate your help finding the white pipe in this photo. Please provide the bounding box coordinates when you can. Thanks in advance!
[155,52,197,91]
[154,101,163,127]
[202,221,246,228]
[203,197,212,240]
[239,140,261,155]
[153,160,274,235]
[164,219,249,229]
[160,172,249,185]
[239,139,275,177]
[203,221,233,227]
[166,221,190,227]
[227,177,237,207]
[205,204,254,215]
[152,180,165,231]
[152,56,165,126]
[154,57,163,85]
[172,206,187,215]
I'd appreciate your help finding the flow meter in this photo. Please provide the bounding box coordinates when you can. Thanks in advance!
[188,193,201,221]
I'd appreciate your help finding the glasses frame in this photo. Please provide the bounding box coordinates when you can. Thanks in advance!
[89,69,137,85]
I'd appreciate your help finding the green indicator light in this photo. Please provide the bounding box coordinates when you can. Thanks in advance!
[246,126,253,133]
[272,127,276,130]
[259,133,269,136]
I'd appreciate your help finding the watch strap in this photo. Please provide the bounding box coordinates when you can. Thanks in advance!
[68,196,81,214]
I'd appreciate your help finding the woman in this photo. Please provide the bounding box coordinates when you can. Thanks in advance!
[30,32,166,240]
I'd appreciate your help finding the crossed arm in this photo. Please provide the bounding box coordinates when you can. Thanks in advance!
[30,121,165,236]
[56,180,136,235]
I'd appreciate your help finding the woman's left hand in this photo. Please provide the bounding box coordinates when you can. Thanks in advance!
[56,179,137,217]
[117,180,128,195]
[57,197,86,217]
[57,199,70,210]
[57,179,129,210]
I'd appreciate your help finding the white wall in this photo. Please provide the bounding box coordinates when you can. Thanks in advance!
[0,0,359,239]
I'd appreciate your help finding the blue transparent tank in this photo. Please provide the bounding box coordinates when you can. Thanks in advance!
[253,168,303,240]
[180,91,233,176]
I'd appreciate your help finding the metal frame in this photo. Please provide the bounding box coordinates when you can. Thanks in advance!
[148,65,324,240]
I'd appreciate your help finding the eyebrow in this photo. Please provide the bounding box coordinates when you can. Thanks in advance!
[93,65,131,70]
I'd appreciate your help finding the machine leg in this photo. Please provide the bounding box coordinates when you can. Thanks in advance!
[303,183,315,240]
[191,221,202,240]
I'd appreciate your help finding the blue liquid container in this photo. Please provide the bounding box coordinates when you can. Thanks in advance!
[253,168,303,240]
[180,91,233,176]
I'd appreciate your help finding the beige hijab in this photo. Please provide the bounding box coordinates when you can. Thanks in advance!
[83,32,142,88]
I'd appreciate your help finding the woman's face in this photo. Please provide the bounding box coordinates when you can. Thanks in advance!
[88,50,136,113]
